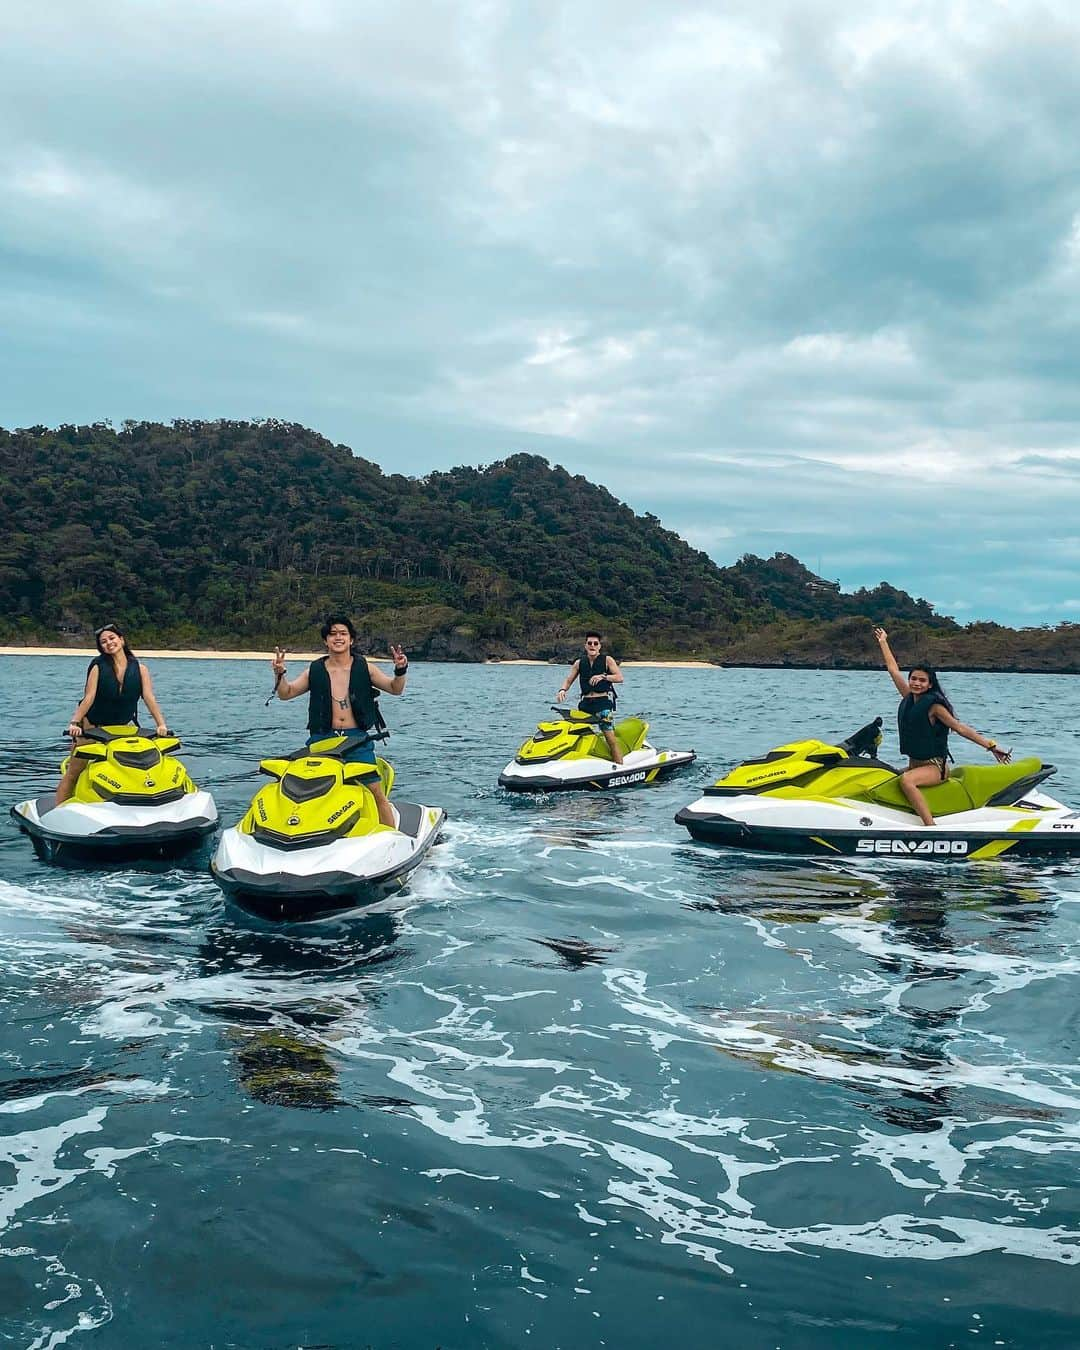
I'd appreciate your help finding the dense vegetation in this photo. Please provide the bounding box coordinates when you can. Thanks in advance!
[1,419,1076,670]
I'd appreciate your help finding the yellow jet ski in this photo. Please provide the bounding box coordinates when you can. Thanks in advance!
[676,718,1079,861]
[498,706,695,792]
[11,726,218,861]
[211,732,446,920]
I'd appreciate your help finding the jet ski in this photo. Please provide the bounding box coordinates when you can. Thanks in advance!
[676,717,1080,861]
[10,727,218,861]
[498,706,696,793]
[210,732,446,920]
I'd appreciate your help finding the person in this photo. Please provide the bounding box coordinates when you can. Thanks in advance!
[58,622,170,804]
[271,615,408,828]
[873,626,1010,826]
[556,631,625,765]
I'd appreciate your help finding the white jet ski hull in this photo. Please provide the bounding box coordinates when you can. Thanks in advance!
[210,799,446,919]
[675,789,1080,861]
[499,744,696,793]
[10,791,219,860]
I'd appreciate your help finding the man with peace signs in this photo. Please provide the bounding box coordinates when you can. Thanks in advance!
[270,615,409,827]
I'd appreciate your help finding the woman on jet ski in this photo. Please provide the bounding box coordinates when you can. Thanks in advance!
[873,627,1010,826]
[58,622,171,803]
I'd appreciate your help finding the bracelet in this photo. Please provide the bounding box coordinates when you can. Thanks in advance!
[987,739,997,750]
[393,665,408,678]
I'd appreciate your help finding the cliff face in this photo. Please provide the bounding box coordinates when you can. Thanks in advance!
[1,419,1077,670]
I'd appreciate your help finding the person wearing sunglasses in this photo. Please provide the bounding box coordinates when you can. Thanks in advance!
[56,622,171,803]
[555,630,625,765]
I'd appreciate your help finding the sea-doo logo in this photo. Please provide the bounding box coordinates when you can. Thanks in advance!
[609,771,647,787]
[327,799,356,824]
[856,839,968,856]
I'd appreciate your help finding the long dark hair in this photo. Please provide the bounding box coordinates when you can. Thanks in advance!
[95,622,136,667]
[909,663,953,713]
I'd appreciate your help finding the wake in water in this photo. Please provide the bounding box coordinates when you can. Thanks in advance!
[3,663,1080,1346]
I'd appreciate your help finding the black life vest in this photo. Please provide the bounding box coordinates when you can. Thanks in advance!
[307,655,384,735]
[578,650,616,705]
[898,691,950,762]
[86,654,142,725]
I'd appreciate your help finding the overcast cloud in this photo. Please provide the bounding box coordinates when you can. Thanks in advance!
[1,0,1078,624]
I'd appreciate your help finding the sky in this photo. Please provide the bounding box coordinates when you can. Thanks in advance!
[1,0,1077,627]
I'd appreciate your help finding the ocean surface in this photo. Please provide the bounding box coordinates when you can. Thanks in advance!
[1,658,1078,1349]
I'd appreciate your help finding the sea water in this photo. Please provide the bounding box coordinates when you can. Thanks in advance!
[1,659,1078,1348]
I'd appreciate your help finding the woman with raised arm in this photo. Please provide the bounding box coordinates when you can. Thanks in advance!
[872,626,1010,826]
[57,622,170,803]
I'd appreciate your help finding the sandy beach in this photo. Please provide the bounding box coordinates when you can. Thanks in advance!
[0,646,325,661]
[1,647,720,668]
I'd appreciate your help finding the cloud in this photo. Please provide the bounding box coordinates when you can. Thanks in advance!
[1,0,1079,624]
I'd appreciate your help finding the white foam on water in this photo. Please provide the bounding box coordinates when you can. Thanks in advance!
[603,966,1080,1109]
[546,873,664,898]
[828,915,1080,986]
[0,1077,168,1118]
[537,839,674,860]
[420,1168,501,1181]
[602,1176,1080,1266]
[9,1246,113,1350]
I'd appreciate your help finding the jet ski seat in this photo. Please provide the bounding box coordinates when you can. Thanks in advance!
[868,757,1044,816]
[614,717,648,756]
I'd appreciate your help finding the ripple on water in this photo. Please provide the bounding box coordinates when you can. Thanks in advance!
[1,662,1079,1346]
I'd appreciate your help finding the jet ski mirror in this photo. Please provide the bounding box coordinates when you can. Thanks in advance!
[73,742,109,761]
[840,717,884,759]
[342,763,383,785]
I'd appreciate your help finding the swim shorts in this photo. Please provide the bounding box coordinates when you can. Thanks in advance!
[578,699,615,731]
[307,732,380,773]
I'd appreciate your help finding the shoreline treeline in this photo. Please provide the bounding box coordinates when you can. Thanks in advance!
[1,420,1076,671]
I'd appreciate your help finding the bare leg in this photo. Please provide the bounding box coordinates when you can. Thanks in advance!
[898,764,944,826]
[602,728,624,766]
[55,750,88,805]
[368,781,396,829]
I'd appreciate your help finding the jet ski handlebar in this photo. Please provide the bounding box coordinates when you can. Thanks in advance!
[63,727,176,743]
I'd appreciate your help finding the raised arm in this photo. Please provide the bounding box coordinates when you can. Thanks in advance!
[873,627,909,697]
[369,645,409,696]
[271,647,310,701]
[67,666,99,737]
[930,705,1012,762]
[139,664,169,735]
[556,659,581,703]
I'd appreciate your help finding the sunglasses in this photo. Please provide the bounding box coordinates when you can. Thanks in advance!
[94,623,120,638]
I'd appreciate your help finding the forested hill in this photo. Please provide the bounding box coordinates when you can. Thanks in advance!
[1,420,1076,670]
